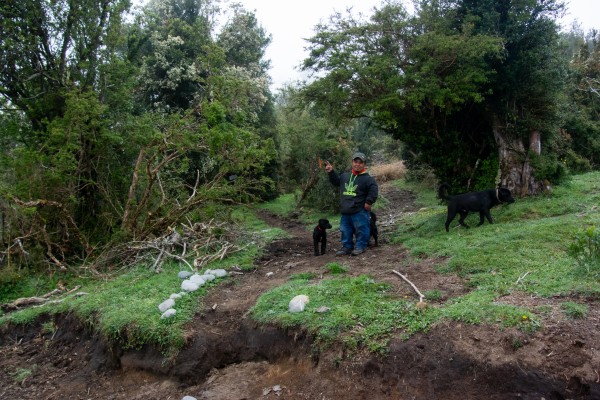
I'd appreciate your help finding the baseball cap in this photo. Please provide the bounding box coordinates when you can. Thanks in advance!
[352,152,366,162]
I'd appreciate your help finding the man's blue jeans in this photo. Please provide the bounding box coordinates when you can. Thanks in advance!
[339,210,371,250]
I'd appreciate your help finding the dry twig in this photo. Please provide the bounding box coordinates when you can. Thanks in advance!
[392,270,427,309]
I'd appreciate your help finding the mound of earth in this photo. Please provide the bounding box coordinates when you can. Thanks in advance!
[1,182,599,399]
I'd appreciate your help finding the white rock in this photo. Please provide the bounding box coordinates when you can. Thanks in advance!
[161,308,176,319]
[181,396,197,400]
[178,271,192,279]
[189,274,206,285]
[158,298,175,312]
[201,274,215,281]
[288,294,310,313]
[170,293,182,300]
[181,279,200,292]
[211,269,228,278]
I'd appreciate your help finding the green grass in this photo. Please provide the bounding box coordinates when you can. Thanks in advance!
[0,204,290,356]
[394,172,600,297]
[561,301,588,319]
[325,262,348,275]
[2,171,600,358]
[251,171,600,353]
[256,191,339,231]
[2,261,208,356]
[250,275,440,353]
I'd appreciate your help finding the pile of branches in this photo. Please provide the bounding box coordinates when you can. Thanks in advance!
[86,219,251,275]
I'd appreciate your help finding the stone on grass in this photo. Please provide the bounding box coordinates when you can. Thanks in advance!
[181,396,197,400]
[189,274,206,285]
[288,294,310,313]
[178,271,192,279]
[181,279,200,292]
[170,293,182,300]
[158,298,175,313]
[161,308,176,319]
[210,269,228,278]
[201,273,215,281]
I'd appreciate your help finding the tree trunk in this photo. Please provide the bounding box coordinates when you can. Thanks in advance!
[491,115,543,196]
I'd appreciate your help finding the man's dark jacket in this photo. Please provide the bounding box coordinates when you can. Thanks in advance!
[328,169,378,215]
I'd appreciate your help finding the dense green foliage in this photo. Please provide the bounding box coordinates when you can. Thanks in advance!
[300,0,597,195]
[1,0,600,323]
[0,0,276,270]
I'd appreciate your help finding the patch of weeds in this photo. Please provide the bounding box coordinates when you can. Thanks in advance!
[325,263,347,275]
[12,366,35,384]
[425,289,443,301]
[511,338,523,350]
[568,225,600,276]
[332,356,342,368]
[441,291,537,330]
[290,272,317,281]
[561,301,588,319]
[41,321,57,335]
[518,314,540,334]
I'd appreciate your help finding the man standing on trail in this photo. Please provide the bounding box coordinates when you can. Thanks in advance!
[324,152,378,256]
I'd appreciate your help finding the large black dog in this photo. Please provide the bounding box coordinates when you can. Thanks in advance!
[438,183,515,232]
[369,211,379,246]
[313,218,333,256]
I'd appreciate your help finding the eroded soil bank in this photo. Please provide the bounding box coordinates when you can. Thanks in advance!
[1,184,599,399]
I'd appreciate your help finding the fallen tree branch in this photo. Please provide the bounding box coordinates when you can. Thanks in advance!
[1,285,82,312]
[392,270,426,308]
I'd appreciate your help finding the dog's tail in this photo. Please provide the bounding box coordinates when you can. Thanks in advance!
[438,183,451,201]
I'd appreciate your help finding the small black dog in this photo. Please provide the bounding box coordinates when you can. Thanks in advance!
[438,183,515,232]
[313,218,333,256]
[369,211,379,246]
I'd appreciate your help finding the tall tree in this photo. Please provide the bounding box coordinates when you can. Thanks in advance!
[301,0,567,194]
[561,29,600,169]
[0,0,130,130]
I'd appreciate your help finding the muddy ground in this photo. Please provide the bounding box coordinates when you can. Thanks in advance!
[1,183,599,400]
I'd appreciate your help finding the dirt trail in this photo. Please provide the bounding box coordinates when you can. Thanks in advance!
[1,183,599,399]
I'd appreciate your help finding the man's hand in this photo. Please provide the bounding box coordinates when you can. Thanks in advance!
[364,203,372,211]
[324,160,333,173]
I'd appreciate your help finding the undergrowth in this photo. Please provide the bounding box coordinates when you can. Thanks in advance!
[1,170,599,357]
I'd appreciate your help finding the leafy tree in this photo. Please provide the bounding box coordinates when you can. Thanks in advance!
[274,85,356,211]
[217,4,272,76]
[561,29,600,170]
[0,0,131,130]
[301,0,568,194]
[134,0,218,111]
[0,0,278,269]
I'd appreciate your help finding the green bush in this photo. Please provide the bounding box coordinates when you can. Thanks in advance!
[568,225,600,274]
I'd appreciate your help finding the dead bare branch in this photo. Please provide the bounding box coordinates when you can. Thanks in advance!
[87,218,247,275]
[1,285,82,312]
[392,270,427,309]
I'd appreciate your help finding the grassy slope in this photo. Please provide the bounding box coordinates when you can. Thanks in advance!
[252,172,600,351]
[1,172,599,355]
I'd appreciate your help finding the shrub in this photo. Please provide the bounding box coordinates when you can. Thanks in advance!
[568,225,600,275]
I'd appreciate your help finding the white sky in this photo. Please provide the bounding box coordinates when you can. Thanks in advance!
[236,0,598,91]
